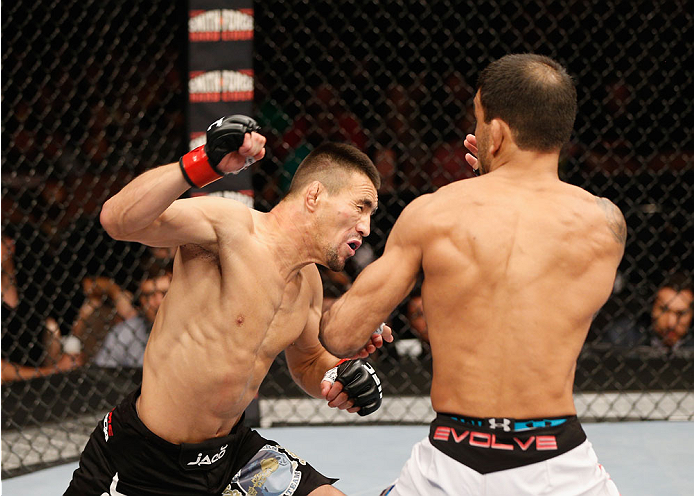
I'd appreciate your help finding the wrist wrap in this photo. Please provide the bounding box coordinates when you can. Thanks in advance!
[179,145,224,188]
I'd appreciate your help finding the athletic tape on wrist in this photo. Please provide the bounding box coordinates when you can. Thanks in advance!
[322,358,349,384]
[231,156,256,174]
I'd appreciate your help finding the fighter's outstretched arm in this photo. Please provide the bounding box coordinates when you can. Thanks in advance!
[319,197,426,358]
[100,131,265,247]
[285,266,345,398]
[287,265,388,416]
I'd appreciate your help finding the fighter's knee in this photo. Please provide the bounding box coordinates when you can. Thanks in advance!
[307,484,346,495]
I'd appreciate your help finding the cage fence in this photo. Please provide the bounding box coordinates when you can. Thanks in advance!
[2,0,693,478]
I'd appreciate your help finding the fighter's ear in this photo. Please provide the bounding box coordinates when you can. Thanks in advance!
[489,118,506,156]
[305,180,324,213]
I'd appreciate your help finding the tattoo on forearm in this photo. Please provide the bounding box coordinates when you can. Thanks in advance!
[596,197,627,245]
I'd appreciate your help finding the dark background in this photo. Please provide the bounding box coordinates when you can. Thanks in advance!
[2,0,692,477]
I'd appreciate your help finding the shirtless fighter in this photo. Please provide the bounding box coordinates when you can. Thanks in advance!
[320,54,624,495]
[65,117,388,496]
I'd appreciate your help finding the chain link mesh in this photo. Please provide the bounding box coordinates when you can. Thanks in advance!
[2,0,693,478]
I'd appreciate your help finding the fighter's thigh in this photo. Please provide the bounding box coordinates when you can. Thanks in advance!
[385,438,482,496]
[485,440,620,496]
[223,438,338,496]
[544,440,619,496]
[306,485,345,495]
[64,424,116,495]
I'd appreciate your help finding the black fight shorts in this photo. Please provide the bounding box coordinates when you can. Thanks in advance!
[64,389,337,496]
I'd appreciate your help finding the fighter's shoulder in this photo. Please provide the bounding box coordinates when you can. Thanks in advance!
[300,263,322,287]
[401,192,433,211]
[572,187,627,246]
[400,181,474,217]
[299,264,322,302]
[180,195,252,214]
[592,195,627,246]
[392,194,435,232]
[182,196,254,231]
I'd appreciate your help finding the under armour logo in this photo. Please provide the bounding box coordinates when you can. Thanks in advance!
[488,418,511,431]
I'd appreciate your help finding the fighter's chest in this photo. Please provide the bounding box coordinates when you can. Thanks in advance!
[272,276,310,320]
[255,277,311,349]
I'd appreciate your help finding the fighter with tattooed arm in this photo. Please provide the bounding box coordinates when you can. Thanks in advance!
[320,54,625,495]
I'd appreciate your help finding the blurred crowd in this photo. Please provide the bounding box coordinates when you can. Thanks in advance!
[3,14,693,385]
[2,72,693,385]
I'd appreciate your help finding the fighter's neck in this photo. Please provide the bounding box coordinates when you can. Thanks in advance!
[259,204,321,280]
[488,150,560,180]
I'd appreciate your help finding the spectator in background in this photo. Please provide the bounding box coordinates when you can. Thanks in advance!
[93,264,172,368]
[406,290,429,345]
[276,83,369,194]
[70,276,138,362]
[148,245,177,265]
[605,273,693,351]
[393,286,431,361]
[427,72,478,189]
[1,234,82,382]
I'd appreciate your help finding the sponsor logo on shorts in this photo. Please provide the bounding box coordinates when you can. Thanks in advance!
[100,472,127,496]
[102,409,114,442]
[226,444,302,495]
[433,426,558,451]
[189,9,253,42]
[187,444,228,466]
[488,418,512,431]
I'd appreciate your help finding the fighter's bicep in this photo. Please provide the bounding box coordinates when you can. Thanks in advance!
[286,307,324,370]
[346,214,423,316]
[136,202,216,247]
[382,198,426,273]
[289,266,324,349]
[130,198,247,248]
[355,243,420,311]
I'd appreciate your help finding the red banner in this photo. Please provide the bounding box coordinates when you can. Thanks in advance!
[187,1,254,203]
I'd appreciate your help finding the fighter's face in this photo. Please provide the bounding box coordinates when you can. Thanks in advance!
[651,287,693,347]
[140,274,171,324]
[473,91,491,175]
[317,172,378,272]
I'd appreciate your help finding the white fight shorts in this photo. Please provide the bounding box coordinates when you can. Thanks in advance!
[382,413,620,496]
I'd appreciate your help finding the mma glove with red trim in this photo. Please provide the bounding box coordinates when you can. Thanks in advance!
[324,359,383,416]
[179,115,261,188]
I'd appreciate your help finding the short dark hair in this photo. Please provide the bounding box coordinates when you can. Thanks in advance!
[660,272,692,294]
[286,143,381,197]
[477,53,577,152]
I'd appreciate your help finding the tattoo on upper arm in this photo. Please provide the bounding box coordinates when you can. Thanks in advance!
[596,197,627,245]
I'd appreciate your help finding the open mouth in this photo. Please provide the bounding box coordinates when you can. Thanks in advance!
[346,240,361,254]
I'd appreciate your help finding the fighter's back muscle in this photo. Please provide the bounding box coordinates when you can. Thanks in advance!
[421,178,619,310]
[414,177,623,416]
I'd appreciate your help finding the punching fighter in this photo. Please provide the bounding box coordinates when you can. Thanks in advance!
[320,54,624,495]
[65,116,388,496]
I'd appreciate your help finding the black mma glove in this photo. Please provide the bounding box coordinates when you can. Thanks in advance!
[179,115,261,188]
[323,359,383,416]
